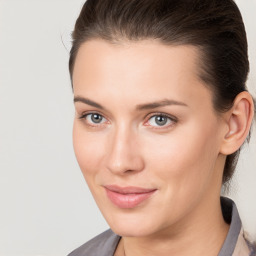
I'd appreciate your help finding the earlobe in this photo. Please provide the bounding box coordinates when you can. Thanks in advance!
[220,91,254,155]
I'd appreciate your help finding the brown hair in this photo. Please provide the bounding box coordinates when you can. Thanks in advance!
[69,0,254,185]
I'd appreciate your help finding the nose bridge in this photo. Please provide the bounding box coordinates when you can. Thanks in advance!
[106,122,144,174]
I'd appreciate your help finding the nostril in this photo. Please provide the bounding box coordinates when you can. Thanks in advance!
[106,157,145,175]
[124,169,134,174]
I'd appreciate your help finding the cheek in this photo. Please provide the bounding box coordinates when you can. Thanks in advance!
[73,122,106,179]
[143,120,220,194]
[138,122,221,225]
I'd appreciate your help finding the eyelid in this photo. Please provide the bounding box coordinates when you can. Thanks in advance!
[78,110,106,119]
[144,112,178,128]
[78,111,110,126]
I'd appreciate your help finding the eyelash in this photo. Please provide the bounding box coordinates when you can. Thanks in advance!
[78,112,108,128]
[78,112,178,129]
[144,112,178,129]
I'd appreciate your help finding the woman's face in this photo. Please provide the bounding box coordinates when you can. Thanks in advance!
[72,39,227,237]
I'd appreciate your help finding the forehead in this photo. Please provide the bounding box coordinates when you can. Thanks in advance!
[73,39,201,85]
[72,39,213,111]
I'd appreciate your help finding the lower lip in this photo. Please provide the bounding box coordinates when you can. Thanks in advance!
[105,189,156,209]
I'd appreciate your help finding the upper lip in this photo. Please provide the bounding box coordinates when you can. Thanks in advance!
[104,185,157,194]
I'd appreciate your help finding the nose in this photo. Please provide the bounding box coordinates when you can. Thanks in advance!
[105,125,145,175]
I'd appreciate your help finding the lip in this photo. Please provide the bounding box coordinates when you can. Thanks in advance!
[104,185,157,209]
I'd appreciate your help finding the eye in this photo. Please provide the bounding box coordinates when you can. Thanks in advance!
[146,114,176,128]
[80,113,107,125]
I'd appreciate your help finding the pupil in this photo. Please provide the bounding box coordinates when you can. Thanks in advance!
[92,114,102,123]
[155,116,167,126]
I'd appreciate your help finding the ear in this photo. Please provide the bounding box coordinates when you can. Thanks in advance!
[220,91,254,155]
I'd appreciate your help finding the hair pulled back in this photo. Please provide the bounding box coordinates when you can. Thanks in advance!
[69,0,252,185]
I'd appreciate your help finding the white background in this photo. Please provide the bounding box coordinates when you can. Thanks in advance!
[0,0,255,255]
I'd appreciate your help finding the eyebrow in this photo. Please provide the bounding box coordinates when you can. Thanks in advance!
[74,96,105,109]
[136,99,188,110]
[74,96,188,111]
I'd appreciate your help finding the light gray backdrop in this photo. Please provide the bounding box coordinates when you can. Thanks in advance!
[0,0,255,255]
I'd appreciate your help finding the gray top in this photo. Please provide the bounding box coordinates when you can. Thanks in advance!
[68,197,254,256]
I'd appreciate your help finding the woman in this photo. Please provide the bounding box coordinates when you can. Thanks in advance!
[68,0,255,255]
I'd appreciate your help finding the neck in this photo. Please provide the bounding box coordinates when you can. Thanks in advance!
[116,195,229,256]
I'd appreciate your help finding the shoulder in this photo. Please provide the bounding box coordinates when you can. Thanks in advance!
[232,228,255,256]
[67,229,121,256]
[244,232,256,256]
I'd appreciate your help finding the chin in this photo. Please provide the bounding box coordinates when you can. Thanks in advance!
[111,224,155,238]
[103,211,163,238]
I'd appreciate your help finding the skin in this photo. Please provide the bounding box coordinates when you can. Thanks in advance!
[72,39,254,256]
